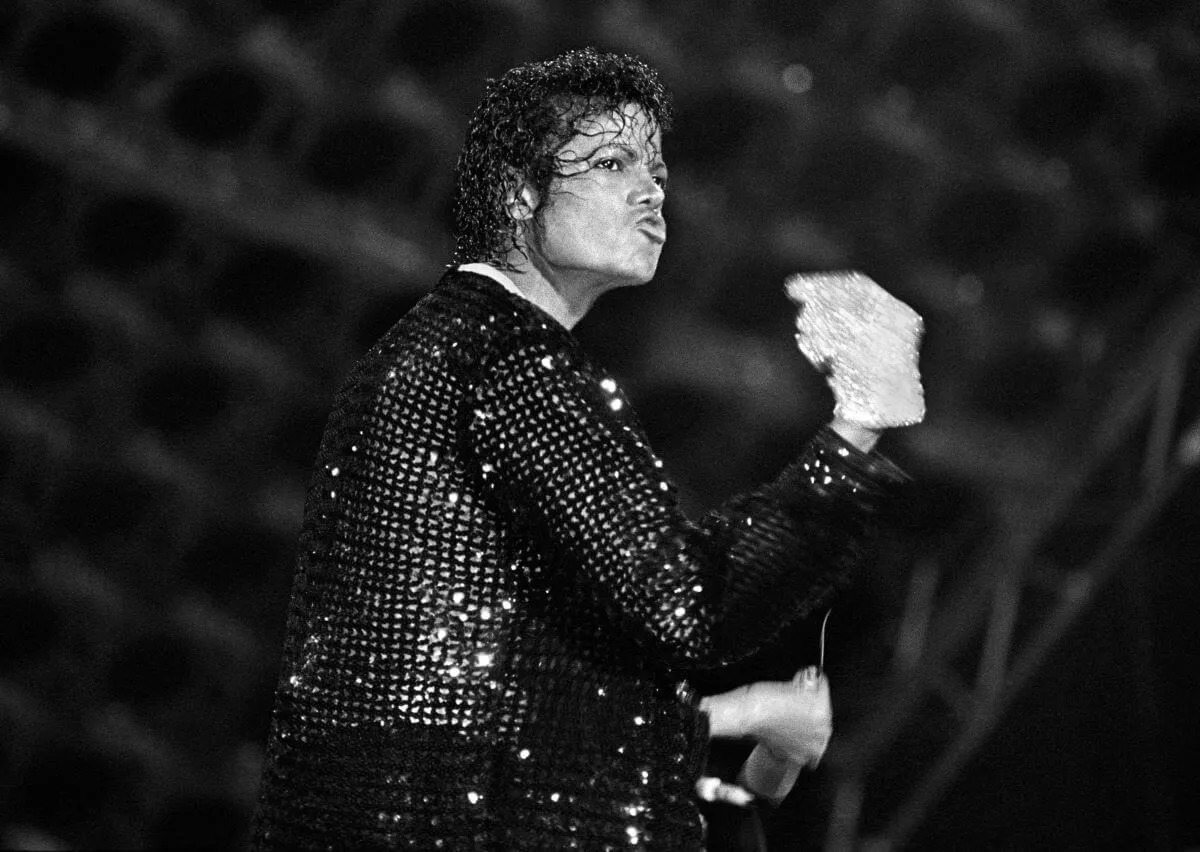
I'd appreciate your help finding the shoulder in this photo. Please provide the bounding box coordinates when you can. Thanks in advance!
[436,269,589,378]
[339,270,582,393]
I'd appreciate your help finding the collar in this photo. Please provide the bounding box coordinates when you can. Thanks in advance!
[457,263,526,302]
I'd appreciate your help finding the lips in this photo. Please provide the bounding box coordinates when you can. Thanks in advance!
[637,215,666,244]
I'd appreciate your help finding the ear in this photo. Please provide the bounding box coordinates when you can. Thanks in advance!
[505,180,539,222]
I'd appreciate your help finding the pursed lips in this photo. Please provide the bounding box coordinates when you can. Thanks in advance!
[636,215,666,244]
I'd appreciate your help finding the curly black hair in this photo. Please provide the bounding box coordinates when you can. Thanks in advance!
[451,47,674,269]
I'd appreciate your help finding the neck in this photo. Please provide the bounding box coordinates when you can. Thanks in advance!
[501,253,601,331]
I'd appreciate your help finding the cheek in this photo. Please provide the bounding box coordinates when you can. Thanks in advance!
[547,206,614,256]
[543,212,594,258]
[537,188,639,264]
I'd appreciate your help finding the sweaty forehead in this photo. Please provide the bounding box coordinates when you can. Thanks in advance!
[560,105,663,161]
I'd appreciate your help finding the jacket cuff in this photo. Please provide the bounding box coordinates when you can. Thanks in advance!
[776,425,910,504]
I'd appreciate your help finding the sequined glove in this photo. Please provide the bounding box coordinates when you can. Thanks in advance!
[786,271,925,429]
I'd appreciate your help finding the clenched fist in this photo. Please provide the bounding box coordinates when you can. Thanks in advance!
[786,271,925,430]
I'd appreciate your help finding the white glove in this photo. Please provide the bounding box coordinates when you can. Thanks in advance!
[786,271,925,429]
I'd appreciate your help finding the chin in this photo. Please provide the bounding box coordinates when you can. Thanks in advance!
[622,269,657,288]
[596,252,661,292]
[627,256,662,286]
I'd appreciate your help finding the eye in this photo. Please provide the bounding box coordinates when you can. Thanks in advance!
[652,175,669,190]
[593,157,621,171]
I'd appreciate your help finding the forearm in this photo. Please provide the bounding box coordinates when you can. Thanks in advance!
[706,427,904,660]
[477,352,899,669]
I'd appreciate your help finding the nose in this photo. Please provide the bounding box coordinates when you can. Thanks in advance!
[635,169,665,211]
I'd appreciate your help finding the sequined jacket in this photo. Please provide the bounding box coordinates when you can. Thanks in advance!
[252,269,906,851]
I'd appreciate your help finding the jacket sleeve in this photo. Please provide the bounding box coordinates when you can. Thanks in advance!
[467,334,907,672]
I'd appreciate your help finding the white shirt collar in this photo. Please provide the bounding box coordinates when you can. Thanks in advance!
[457,263,525,301]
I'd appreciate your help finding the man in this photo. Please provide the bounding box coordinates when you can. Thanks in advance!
[252,47,918,849]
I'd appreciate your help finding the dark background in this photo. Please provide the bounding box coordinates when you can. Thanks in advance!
[1,0,1198,849]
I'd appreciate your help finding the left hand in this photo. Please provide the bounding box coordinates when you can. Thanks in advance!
[744,666,832,767]
[700,667,832,767]
[697,667,833,807]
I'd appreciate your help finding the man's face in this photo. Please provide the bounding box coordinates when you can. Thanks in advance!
[525,103,668,293]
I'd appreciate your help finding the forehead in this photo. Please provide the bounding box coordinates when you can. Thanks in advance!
[561,103,663,159]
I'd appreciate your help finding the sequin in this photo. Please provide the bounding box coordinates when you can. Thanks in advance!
[786,271,925,427]
[251,270,906,850]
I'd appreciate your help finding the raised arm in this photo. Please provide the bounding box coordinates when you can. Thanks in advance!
[467,335,905,671]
